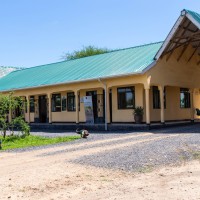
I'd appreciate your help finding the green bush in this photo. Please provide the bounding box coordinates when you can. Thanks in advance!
[133,106,144,116]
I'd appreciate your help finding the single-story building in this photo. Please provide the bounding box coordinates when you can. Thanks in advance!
[0,9,200,130]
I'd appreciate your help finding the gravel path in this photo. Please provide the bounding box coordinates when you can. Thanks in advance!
[71,133,200,172]
[4,124,200,172]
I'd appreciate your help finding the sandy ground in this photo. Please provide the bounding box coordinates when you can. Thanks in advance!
[1,133,200,200]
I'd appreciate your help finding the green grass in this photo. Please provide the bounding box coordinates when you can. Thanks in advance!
[0,135,80,150]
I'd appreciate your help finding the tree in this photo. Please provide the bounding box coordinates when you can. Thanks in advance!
[0,92,30,138]
[62,45,110,60]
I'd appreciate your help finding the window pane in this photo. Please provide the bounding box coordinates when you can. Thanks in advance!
[126,92,134,108]
[125,88,133,92]
[52,94,61,112]
[30,96,35,113]
[153,86,160,109]
[180,93,185,108]
[180,88,190,108]
[118,88,125,93]
[67,92,76,111]
[118,87,135,109]
[62,96,66,111]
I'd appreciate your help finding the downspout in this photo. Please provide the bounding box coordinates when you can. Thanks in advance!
[98,78,107,131]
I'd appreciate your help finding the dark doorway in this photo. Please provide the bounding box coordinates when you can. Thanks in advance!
[15,106,21,118]
[39,95,47,123]
[15,99,23,118]
[86,91,105,123]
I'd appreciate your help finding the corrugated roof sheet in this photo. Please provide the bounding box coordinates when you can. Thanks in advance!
[0,42,162,91]
[0,66,19,78]
[186,9,200,24]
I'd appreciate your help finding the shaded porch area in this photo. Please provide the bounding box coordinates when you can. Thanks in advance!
[29,120,199,132]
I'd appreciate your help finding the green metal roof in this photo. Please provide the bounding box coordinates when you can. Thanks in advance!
[0,42,162,91]
[185,9,200,24]
[0,66,19,78]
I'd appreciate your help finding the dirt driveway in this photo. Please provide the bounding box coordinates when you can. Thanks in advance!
[1,125,200,200]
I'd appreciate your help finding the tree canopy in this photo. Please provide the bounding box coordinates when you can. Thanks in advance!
[0,92,30,139]
[62,45,110,60]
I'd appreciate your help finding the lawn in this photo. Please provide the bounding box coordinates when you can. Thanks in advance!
[0,134,80,150]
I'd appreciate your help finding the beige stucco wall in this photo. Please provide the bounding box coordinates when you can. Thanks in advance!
[25,113,34,122]
[7,74,147,123]
[150,86,192,122]
[48,88,104,123]
[146,44,200,122]
[147,45,200,88]
[112,84,144,123]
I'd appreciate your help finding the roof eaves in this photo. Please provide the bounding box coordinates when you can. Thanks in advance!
[0,71,144,93]
[141,60,157,74]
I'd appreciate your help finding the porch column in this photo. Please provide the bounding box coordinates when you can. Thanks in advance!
[75,90,79,124]
[145,87,150,125]
[190,89,194,122]
[104,86,108,131]
[106,88,110,124]
[26,95,30,123]
[158,86,165,124]
[48,93,52,123]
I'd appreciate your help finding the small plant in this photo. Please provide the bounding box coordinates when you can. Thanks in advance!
[133,106,144,116]
[133,106,144,124]
[11,116,30,137]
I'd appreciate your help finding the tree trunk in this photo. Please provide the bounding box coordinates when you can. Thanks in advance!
[3,130,6,138]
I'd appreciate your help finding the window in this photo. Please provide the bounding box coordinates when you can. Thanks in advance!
[62,96,67,111]
[52,94,61,112]
[153,86,160,109]
[67,92,76,111]
[30,96,35,113]
[180,88,190,108]
[152,86,166,109]
[117,87,135,109]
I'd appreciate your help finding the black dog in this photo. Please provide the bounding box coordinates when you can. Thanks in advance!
[76,128,89,138]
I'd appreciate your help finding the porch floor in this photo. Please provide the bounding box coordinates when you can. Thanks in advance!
[30,120,198,132]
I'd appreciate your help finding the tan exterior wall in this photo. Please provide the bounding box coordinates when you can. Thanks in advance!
[6,74,147,123]
[150,86,192,122]
[30,88,105,123]
[144,44,200,122]
[112,84,144,122]
[25,113,35,122]
[147,45,200,88]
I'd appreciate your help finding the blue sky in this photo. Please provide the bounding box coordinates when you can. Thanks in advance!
[0,0,199,68]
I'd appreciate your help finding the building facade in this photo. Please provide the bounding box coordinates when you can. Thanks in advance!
[1,9,200,129]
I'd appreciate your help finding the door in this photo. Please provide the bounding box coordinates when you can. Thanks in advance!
[39,95,47,123]
[86,91,97,122]
[86,91,105,123]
